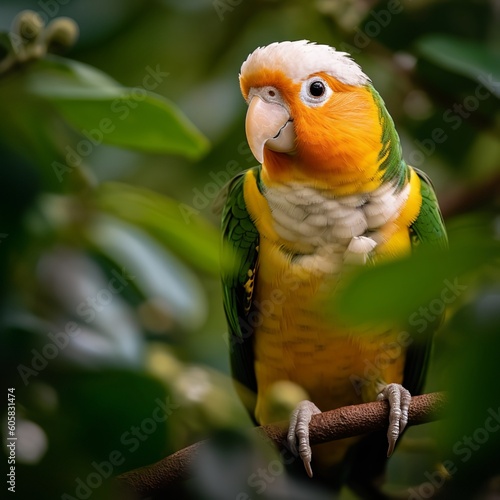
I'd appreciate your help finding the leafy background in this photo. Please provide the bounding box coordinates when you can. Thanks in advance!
[0,1,499,499]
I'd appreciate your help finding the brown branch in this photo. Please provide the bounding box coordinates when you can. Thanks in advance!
[117,392,447,498]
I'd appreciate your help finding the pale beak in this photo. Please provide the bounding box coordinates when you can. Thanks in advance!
[245,96,296,163]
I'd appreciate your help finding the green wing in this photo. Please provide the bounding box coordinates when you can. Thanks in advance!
[410,168,448,251]
[221,167,260,415]
[403,167,448,395]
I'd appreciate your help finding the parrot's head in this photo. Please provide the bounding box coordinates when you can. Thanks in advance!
[240,40,392,189]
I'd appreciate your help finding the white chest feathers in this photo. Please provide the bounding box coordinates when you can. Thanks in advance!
[263,181,410,275]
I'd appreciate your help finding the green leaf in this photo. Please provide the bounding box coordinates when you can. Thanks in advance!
[26,56,209,158]
[85,214,208,330]
[415,35,500,97]
[56,370,171,472]
[434,288,500,497]
[335,225,499,325]
[26,55,125,97]
[0,80,73,192]
[94,182,221,275]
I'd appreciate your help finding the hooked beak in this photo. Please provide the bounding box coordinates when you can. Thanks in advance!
[245,96,296,164]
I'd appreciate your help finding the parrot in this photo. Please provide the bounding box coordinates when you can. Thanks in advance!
[220,40,447,498]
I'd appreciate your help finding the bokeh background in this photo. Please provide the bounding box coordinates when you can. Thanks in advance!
[0,1,499,499]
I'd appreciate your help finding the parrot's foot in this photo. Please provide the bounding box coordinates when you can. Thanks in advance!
[377,383,411,456]
[287,400,321,478]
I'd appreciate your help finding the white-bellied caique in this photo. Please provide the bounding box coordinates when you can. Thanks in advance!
[221,40,447,497]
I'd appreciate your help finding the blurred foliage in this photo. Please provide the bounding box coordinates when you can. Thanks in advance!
[0,1,499,499]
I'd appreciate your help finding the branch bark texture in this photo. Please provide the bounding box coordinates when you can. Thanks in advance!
[117,391,446,498]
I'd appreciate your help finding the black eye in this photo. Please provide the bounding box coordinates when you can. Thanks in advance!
[309,81,325,97]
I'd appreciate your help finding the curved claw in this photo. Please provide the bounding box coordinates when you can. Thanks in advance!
[287,400,321,478]
[377,383,411,456]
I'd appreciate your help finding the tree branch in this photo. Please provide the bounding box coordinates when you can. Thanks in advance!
[117,391,446,498]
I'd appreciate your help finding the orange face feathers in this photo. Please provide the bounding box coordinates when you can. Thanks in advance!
[289,75,381,167]
[239,41,385,192]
